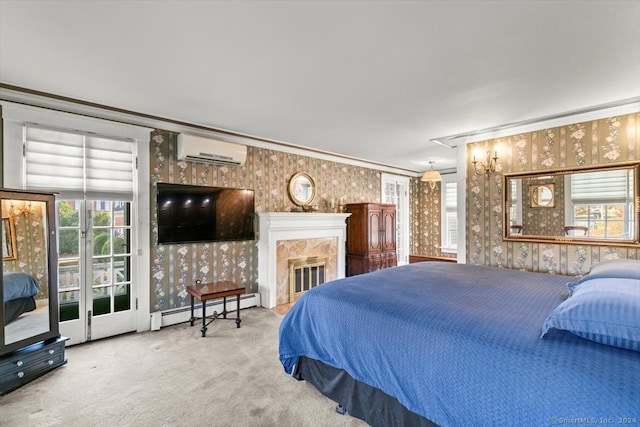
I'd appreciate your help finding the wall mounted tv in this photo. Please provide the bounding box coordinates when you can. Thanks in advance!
[156,183,256,245]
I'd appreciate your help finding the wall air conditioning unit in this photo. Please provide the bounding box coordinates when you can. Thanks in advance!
[177,133,247,166]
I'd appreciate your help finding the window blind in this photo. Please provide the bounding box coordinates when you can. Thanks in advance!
[446,213,458,247]
[25,124,135,200]
[445,182,457,210]
[570,169,632,203]
[443,181,457,249]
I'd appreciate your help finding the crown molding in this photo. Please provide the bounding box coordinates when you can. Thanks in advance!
[0,83,419,176]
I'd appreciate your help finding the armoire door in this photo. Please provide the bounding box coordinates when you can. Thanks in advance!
[367,207,382,253]
[381,207,396,253]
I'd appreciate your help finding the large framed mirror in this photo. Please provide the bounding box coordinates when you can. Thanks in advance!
[504,161,640,247]
[288,172,317,207]
[1,189,60,355]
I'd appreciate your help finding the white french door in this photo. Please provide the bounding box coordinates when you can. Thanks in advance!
[57,199,136,344]
[381,174,410,265]
[20,122,139,345]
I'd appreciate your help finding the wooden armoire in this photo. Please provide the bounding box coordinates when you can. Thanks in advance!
[345,203,397,276]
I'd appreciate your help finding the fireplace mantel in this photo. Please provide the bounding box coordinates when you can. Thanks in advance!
[257,212,351,308]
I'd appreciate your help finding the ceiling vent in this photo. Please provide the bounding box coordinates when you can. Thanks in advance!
[177,134,246,166]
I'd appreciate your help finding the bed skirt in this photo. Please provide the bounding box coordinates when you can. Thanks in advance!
[4,297,36,324]
[293,356,438,427]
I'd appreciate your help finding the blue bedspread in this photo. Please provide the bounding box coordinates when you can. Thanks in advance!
[279,262,640,426]
[3,272,40,302]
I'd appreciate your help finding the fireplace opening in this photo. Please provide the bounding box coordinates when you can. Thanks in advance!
[288,256,329,303]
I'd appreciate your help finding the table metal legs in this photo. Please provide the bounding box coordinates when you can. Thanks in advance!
[188,295,242,337]
[201,299,208,337]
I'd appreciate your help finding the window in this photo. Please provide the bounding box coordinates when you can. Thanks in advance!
[441,176,457,253]
[567,169,633,238]
[1,101,152,344]
[509,178,522,227]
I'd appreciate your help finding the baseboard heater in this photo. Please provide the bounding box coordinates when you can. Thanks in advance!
[150,292,260,330]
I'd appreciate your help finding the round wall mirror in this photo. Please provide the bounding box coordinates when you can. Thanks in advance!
[530,184,555,208]
[288,172,317,206]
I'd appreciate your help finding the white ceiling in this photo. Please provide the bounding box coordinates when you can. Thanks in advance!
[1,1,639,173]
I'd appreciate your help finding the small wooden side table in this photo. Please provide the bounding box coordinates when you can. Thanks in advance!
[186,280,246,337]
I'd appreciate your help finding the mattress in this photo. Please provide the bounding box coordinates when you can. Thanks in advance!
[279,262,640,426]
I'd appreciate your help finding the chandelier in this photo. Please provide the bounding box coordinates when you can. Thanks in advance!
[421,161,442,189]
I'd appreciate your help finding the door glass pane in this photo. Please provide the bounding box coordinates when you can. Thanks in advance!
[115,284,131,312]
[92,257,112,316]
[114,228,129,255]
[93,230,111,256]
[92,201,112,255]
[92,201,131,316]
[59,229,80,258]
[384,182,396,204]
[57,200,82,321]
[59,260,80,290]
[58,201,80,226]
[114,256,129,284]
[92,286,112,316]
[59,290,80,322]
[92,257,111,285]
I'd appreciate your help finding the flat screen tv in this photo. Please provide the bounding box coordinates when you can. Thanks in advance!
[156,183,256,244]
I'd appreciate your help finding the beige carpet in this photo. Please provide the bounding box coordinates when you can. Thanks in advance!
[0,308,366,427]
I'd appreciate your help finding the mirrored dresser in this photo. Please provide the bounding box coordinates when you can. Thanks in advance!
[1,188,67,395]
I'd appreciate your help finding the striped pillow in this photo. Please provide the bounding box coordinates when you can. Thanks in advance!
[542,277,640,352]
[567,258,640,295]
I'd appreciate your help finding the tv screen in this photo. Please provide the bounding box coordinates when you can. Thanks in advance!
[156,183,256,244]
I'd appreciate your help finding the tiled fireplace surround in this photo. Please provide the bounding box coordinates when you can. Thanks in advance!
[257,213,351,308]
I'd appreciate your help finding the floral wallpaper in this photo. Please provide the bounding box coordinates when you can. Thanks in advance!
[1,200,49,299]
[467,112,640,275]
[410,180,455,259]
[149,130,389,312]
[521,175,565,236]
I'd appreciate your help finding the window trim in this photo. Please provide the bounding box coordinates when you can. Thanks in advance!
[1,101,152,333]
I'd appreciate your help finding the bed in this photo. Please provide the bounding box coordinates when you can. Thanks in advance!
[3,272,41,324]
[279,261,640,426]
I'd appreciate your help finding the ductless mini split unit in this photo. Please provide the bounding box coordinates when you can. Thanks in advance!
[177,133,247,166]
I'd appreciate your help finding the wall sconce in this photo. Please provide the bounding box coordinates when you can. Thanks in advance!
[421,161,442,189]
[10,201,33,217]
[472,150,499,176]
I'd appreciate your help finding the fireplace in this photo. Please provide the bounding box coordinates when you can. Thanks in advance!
[256,212,351,308]
[288,256,328,302]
